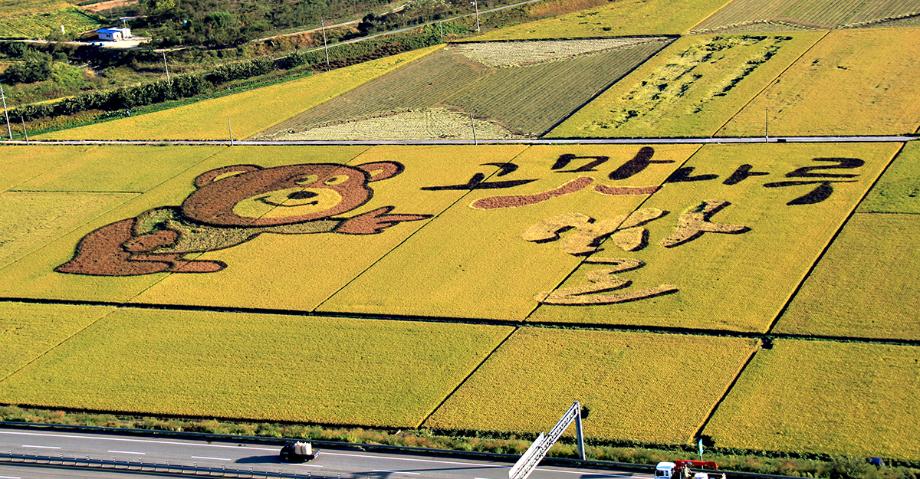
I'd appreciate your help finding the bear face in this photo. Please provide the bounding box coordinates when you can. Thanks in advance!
[181,161,404,227]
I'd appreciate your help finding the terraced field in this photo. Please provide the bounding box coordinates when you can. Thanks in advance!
[258,38,671,139]
[692,0,920,33]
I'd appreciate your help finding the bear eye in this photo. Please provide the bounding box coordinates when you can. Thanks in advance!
[293,175,318,185]
[324,175,349,185]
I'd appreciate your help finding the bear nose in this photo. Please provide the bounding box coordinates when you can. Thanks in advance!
[288,190,318,200]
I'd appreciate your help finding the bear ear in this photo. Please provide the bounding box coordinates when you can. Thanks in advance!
[193,165,262,188]
[355,161,404,182]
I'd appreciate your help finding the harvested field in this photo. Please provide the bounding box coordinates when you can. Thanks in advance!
[0,302,112,379]
[693,0,920,33]
[40,47,440,140]
[258,38,670,139]
[472,0,729,40]
[860,142,920,214]
[718,28,920,136]
[319,144,699,320]
[774,213,920,340]
[530,143,901,332]
[0,1,100,39]
[426,328,757,444]
[549,33,823,138]
[706,340,920,460]
[0,307,512,427]
[273,108,520,141]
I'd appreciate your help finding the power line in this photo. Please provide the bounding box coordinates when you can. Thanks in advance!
[0,84,13,141]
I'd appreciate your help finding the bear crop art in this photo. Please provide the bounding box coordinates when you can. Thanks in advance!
[57,161,431,276]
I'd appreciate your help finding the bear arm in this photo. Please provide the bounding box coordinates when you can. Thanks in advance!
[263,219,341,235]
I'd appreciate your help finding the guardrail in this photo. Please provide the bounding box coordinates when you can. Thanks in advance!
[0,452,330,479]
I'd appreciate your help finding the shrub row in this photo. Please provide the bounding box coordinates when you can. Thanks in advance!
[11,27,444,122]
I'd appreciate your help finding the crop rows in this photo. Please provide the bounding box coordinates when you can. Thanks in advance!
[258,38,669,139]
[692,0,920,32]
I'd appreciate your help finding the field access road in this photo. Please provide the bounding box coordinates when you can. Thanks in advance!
[0,428,650,479]
[1,135,916,147]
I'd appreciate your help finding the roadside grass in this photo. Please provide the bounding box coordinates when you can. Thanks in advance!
[717,28,920,137]
[0,302,112,379]
[692,0,920,33]
[426,328,758,444]
[530,142,901,333]
[258,39,668,139]
[0,307,512,427]
[548,32,824,138]
[705,340,920,461]
[467,0,729,40]
[774,213,920,340]
[319,144,698,320]
[38,46,441,140]
[859,142,920,214]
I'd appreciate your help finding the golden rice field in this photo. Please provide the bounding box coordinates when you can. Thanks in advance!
[426,328,758,444]
[774,213,920,340]
[548,32,824,138]
[859,142,920,214]
[0,306,513,427]
[705,340,920,460]
[0,140,917,461]
[692,0,920,32]
[39,47,441,141]
[530,142,901,332]
[718,28,920,137]
[470,0,728,40]
[0,302,112,379]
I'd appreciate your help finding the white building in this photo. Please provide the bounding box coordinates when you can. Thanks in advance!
[97,27,133,42]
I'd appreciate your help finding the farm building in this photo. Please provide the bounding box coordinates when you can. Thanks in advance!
[96,27,132,42]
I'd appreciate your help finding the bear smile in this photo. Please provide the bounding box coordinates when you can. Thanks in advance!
[257,196,319,207]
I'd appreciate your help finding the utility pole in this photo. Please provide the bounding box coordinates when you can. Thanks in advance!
[162,52,171,82]
[228,118,234,146]
[321,18,330,68]
[469,112,477,145]
[0,84,12,141]
[20,116,29,142]
[472,0,481,32]
[764,107,769,142]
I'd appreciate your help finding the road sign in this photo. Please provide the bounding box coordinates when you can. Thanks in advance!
[509,402,584,479]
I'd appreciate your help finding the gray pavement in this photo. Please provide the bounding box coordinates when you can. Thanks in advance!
[0,428,651,479]
[0,135,915,147]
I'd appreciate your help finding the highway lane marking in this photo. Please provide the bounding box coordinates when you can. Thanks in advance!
[371,470,420,476]
[108,450,146,455]
[191,456,232,461]
[295,464,325,468]
[0,430,652,478]
[0,431,275,452]
[21,445,61,449]
[0,475,21,479]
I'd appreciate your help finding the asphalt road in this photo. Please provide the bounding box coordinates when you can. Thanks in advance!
[0,135,916,147]
[0,428,652,479]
